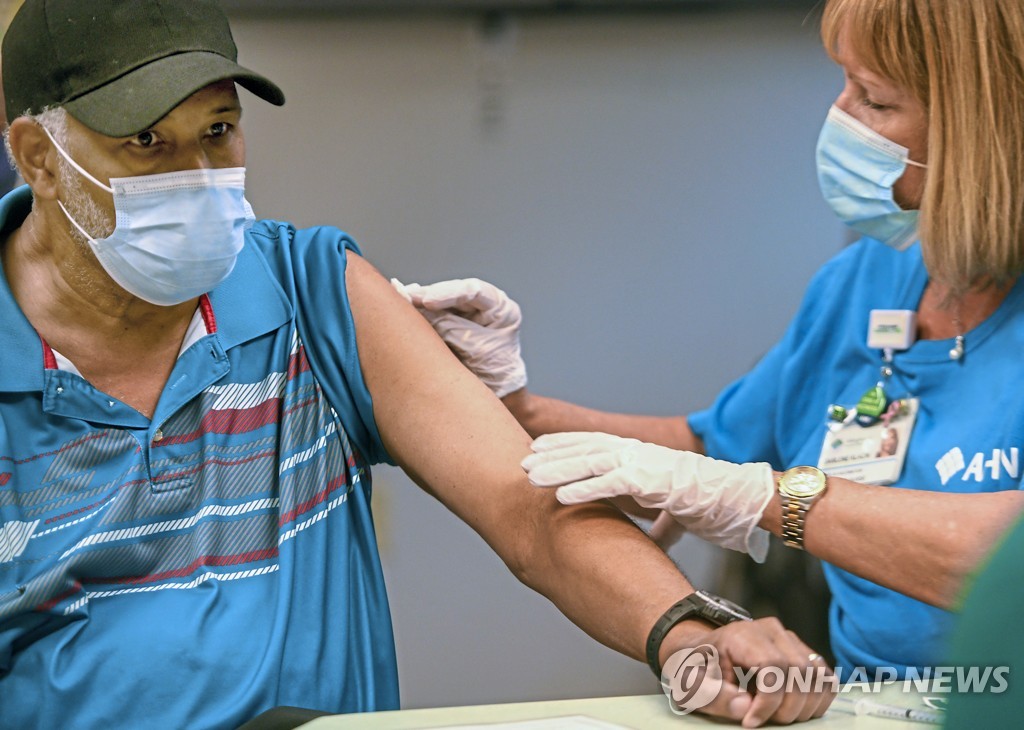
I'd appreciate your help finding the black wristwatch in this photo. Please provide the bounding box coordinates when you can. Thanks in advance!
[645,590,752,677]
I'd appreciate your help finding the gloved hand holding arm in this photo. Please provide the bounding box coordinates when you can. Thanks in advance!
[522,431,776,563]
[395,277,723,555]
[391,277,527,398]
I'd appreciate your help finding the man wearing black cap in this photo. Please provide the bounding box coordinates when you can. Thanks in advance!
[0,1,831,727]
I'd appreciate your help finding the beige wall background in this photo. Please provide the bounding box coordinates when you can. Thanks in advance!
[226,5,845,709]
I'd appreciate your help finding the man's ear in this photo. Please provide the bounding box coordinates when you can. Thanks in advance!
[6,117,59,199]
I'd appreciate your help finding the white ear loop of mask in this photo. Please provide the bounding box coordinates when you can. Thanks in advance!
[40,123,116,242]
[41,123,116,193]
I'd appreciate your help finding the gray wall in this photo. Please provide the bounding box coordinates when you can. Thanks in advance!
[229,6,846,709]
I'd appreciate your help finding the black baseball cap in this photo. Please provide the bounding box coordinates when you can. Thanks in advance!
[1,0,285,137]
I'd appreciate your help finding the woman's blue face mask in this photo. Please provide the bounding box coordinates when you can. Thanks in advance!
[816,104,927,250]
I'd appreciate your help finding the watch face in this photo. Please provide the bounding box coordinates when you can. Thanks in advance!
[695,590,752,623]
[781,466,826,497]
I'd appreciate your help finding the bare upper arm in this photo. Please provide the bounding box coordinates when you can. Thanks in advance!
[344,253,540,550]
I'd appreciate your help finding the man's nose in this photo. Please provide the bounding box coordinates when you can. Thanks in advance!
[177,144,215,171]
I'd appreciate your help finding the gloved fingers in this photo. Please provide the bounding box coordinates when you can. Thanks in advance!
[490,372,528,399]
[522,440,621,465]
[405,307,527,397]
[407,278,521,328]
[552,472,639,504]
[403,278,491,312]
[521,433,633,482]
[428,312,488,344]
[413,307,452,331]
[477,296,521,329]
[429,318,520,368]
[620,457,776,561]
[391,282,474,336]
[392,280,484,329]
[428,310,512,340]
[523,450,627,488]
[529,431,634,455]
[405,278,486,309]
[393,279,474,330]
[439,279,519,328]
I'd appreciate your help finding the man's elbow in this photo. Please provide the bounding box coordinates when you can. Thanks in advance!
[497,497,628,593]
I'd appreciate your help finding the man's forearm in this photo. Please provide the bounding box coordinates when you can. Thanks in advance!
[511,494,698,661]
[501,389,702,452]
[513,492,834,728]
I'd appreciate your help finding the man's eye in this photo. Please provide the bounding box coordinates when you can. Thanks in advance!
[210,122,230,137]
[134,131,157,147]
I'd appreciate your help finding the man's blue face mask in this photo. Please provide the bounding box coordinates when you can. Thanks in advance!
[816,104,927,250]
[43,125,254,307]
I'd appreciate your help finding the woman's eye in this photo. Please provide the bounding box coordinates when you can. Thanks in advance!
[863,97,889,111]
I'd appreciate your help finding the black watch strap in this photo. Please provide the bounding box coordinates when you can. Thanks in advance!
[645,595,702,677]
[645,591,752,677]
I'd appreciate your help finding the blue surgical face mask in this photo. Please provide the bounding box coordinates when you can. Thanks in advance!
[816,104,927,250]
[43,126,254,306]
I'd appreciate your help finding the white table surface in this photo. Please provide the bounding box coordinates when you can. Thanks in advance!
[303,692,927,729]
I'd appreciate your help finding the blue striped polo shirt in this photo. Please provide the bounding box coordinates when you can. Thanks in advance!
[0,186,399,728]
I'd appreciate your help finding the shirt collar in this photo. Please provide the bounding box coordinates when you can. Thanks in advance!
[0,186,291,393]
[208,233,292,351]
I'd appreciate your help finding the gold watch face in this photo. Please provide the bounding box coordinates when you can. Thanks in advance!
[780,466,826,498]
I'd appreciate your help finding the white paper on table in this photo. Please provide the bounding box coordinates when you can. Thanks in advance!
[427,716,633,730]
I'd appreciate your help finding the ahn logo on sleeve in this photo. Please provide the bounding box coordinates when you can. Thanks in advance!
[935,447,1020,485]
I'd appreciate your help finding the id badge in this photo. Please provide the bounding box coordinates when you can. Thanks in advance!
[817,398,918,485]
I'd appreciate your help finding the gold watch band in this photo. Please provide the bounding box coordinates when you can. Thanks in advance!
[777,466,827,550]
[780,496,810,549]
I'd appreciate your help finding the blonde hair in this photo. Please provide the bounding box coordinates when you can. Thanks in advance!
[821,0,1024,294]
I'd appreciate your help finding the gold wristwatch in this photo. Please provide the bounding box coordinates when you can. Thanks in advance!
[778,466,827,549]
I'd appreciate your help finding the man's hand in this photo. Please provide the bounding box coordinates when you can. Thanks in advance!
[523,431,775,562]
[662,618,835,727]
[391,277,527,398]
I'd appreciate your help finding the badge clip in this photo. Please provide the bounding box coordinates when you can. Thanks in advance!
[867,310,917,351]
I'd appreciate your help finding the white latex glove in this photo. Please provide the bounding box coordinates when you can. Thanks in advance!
[648,510,687,551]
[391,277,527,398]
[522,432,775,563]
